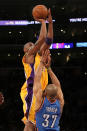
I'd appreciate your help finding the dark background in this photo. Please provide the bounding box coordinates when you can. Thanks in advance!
[0,0,87,131]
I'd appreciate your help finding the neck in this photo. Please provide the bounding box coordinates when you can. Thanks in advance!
[47,96,56,103]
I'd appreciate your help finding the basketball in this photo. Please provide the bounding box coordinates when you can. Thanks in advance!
[32,5,48,20]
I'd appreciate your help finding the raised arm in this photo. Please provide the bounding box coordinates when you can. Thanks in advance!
[45,55,64,112]
[33,62,43,97]
[47,8,53,40]
[33,50,49,107]
[48,67,64,112]
[24,20,47,57]
[40,9,53,54]
[33,50,49,96]
[36,19,47,43]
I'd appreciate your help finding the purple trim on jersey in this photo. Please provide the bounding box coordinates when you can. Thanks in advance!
[25,63,34,118]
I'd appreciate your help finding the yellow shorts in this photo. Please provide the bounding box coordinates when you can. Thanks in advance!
[20,89,36,124]
[28,95,36,124]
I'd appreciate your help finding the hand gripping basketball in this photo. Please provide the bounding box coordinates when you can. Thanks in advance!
[32,5,48,21]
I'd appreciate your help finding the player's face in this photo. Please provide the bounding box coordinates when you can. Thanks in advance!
[27,54,35,64]
[46,85,58,102]
[24,42,35,63]
[47,91,57,102]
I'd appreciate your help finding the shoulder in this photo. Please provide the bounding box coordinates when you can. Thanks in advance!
[22,55,29,64]
[22,55,25,64]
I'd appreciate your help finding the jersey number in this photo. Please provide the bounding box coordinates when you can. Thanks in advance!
[42,114,57,128]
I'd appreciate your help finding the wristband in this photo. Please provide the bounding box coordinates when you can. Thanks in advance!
[46,37,53,45]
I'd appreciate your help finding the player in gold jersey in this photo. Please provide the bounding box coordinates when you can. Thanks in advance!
[20,9,53,131]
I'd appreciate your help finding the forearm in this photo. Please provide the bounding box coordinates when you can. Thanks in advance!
[38,21,47,40]
[25,37,45,56]
[39,43,50,55]
[48,67,60,87]
[26,22,46,56]
[47,22,53,39]
[48,67,64,109]
[39,22,53,55]
[33,62,44,96]
[35,62,44,82]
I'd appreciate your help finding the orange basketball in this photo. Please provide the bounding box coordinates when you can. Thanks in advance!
[32,5,48,20]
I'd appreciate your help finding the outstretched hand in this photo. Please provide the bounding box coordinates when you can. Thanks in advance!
[45,54,51,68]
[47,8,53,23]
[40,50,51,68]
[41,49,50,64]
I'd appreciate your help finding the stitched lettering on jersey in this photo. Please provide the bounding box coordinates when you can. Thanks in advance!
[46,107,57,113]
[42,114,58,128]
